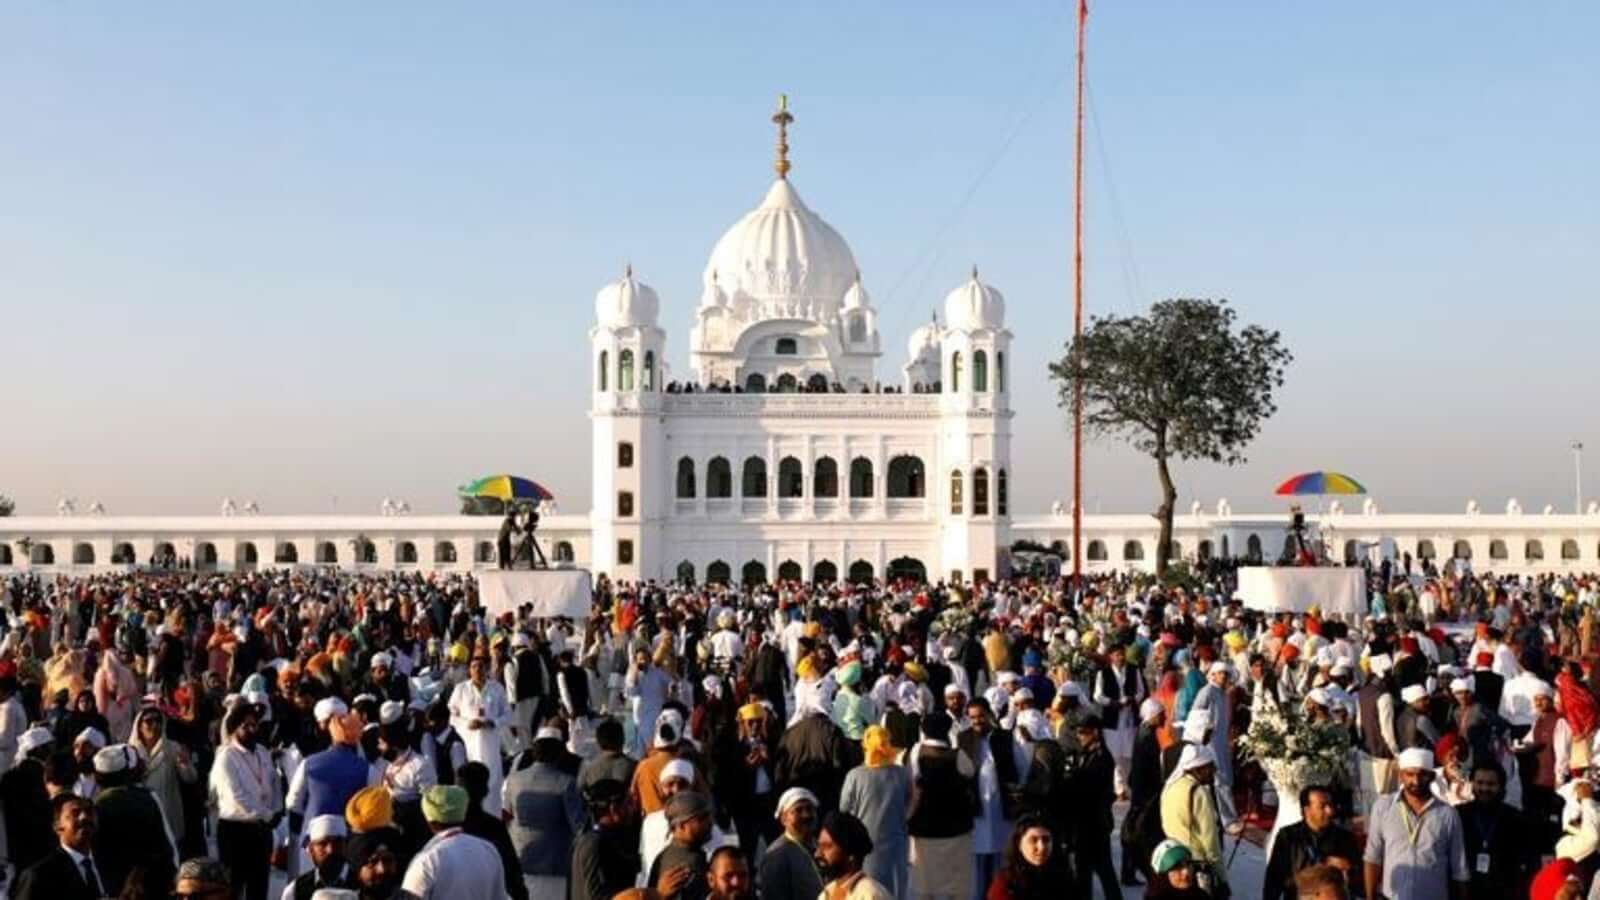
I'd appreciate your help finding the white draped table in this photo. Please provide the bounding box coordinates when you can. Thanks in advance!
[1236,566,1365,617]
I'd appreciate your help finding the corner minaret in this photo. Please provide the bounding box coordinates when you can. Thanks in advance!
[590,264,666,579]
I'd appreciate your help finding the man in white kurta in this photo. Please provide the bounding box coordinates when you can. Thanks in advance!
[448,655,512,815]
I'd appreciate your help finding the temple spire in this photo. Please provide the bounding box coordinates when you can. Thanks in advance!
[772,93,794,180]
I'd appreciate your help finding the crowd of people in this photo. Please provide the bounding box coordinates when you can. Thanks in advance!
[1,562,1599,900]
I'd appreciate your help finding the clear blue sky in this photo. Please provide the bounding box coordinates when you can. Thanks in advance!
[4,3,1595,516]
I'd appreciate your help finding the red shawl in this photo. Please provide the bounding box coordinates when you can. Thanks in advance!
[1557,669,1599,738]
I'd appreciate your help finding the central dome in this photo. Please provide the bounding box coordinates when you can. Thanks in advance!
[703,179,859,310]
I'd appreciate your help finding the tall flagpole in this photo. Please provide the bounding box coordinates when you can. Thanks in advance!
[1072,0,1087,598]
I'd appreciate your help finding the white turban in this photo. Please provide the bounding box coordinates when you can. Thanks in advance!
[306,814,348,841]
[1400,685,1428,705]
[1166,743,1217,786]
[1305,688,1331,708]
[1397,747,1434,771]
[1533,681,1555,699]
[1015,709,1051,741]
[1450,678,1474,695]
[93,744,137,775]
[313,697,348,723]
[535,726,564,742]
[379,701,405,725]
[1139,698,1164,722]
[369,652,393,670]
[774,787,818,820]
[659,759,695,785]
[1182,708,1214,744]
[1368,654,1393,676]
[76,727,108,749]
[16,726,52,759]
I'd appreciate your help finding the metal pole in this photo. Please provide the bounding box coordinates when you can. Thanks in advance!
[1576,441,1585,514]
[1071,0,1087,599]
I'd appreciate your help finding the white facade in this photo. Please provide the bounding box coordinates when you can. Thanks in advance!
[5,107,1599,583]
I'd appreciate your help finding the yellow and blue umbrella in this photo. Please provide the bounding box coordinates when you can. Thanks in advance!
[1274,471,1366,496]
[458,475,554,503]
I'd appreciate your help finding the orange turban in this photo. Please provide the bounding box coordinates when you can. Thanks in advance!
[863,725,897,768]
[345,786,394,833]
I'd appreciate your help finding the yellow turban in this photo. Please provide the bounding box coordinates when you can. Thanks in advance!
[447,643,469,664]
[903,662,927,684]
[345,786,394,833]
[1223,632,1247,652]
[863,725,897,768]
[803,622,823,639]
[737,702,767,722]
[796,656,819,680]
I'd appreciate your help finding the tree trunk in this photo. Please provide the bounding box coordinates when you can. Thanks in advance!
[1154,430,1177,578]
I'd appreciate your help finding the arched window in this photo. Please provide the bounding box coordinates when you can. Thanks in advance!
[997,469,1008,515]
[353,537,376,564]
[1453,540,1472,560]
[886,455,925,498]
[1199,540,1214,562]
[32,544,54,565]
[814,457,839,498]
[1562,539,1581,561]
[643,351,655,391]
[618,442,634,468]
[742,456,768,497]
[1246,535,1263,562]
[813,560,838,583]
[742,560,767,585]
[973,467,990,515]
[73,543,95,565]
[806,373,827,392]
[277,542,300,564]
[476,541,495,563]
[707,560,731,584]
[240,542,259,566]
[555,542,574,562]
[777,560,803,582]
[973,350,989,392]
[618,349,635,391]
[778,457,803,498]
[597,350,608,391]
[1343,540,1358,565]
[676,457,697,498]
[745,372,766,392]
[887,557,927,582]
[617,491,633,517]
[951,351,962,392]
[775,337,798,355]
[0,545,10,566]
[848,560,875,583]
[397,541,418,564]
[676,560,695,584]
[997,351,1006,392]
[1489,539,1508,561]
[849,458,874,498]
[317,542,338,564]
[707,457,733,498]
[1123,540,1145,561]
[112,543,135,564]
[435,541,457,564]
[776,373,798,392]
[950,469,964,514]
[1087,540,1108,561]
[848,315,866,343]
[1050,540,1069,559]
[1417,539,1437,560]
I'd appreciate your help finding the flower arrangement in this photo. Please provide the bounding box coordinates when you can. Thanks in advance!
[1241,700,1350,790]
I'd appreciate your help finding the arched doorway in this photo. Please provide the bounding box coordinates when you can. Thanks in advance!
[707,560,731,585]
[31,544,54,565]
[806,373,828,392]
[276,542,299,564]
[848,560,874,583]
[435,541,458,564]
[154,542,177,566]
[555,542,574,563]
[887,556,926,582]
[886,456,925,498]
[476,541,495,564]
[777,560,802,582]
[744,372,766,392]
[239,542,259,570]
[742,560,767,585]
[0,545,10,566]
[676,560,696,584]
[1452,540,1472,560]
[1087,540,1108,561]
[776,373,798,392]
[73,543,95,565]
[813,560,838,583]
[397,541,418,564]
[197,542,218,570]
[316,542,338,564]
[1123,540,1145,561]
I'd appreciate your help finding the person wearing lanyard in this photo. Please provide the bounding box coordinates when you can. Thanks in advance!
[1262,784,1360,900]
[400,784,509,900]
[1456,760,1539,900]
[759,788,824,900]
[1363,748,1470,900]
[211,703,282,900]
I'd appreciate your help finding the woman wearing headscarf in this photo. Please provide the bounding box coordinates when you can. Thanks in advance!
[839,725,911,899]
[831,657,877,741]
[133,705,198,847]
[54,689,109,748]
[1556,660,1598,776]
[94,647,141,742]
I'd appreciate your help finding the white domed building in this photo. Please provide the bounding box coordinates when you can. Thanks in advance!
[591,100,1012,584]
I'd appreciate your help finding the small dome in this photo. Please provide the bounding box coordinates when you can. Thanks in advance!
[594,265,660,328]
[699,270,729,309]
[841,271,870,310]
[906,312,942,358]
[943,266,1005,330]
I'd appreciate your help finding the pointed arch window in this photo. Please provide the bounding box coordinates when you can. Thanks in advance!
[950,469,964,515]
[676,457,696,498]
[618,349,634,391]
[997,468,1008,515]
[849,458,874,498]
[814,457,839,498]
[973,350,988,392]
[598,351,608,391]
[973,467,990,515]
[951,352,963,392]
[997,351,1006,392]
[643,351,655,391]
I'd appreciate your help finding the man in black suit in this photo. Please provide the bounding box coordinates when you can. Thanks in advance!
[12,793,107,900]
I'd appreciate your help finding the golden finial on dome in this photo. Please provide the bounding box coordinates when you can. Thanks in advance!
[772,93,794,180]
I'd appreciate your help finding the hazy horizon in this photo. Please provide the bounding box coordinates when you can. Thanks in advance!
[4,4,1595,518]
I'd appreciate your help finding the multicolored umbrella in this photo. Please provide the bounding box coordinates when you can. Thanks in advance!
[1274,471,1366,496]
[458,475,554,503]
